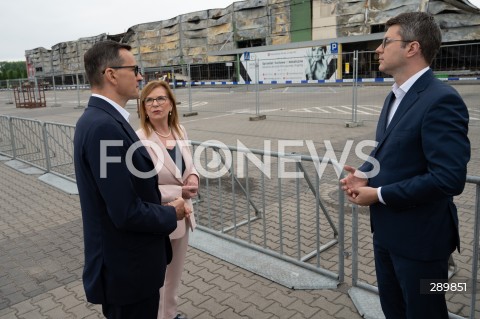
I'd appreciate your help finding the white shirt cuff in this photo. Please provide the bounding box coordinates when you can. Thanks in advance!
[377,187,386,205]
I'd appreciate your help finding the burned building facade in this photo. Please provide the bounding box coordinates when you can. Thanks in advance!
[25,0,480,83]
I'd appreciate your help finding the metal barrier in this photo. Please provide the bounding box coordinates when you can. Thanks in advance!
[0,117,347,282]
[0,116,478,318]
[10,117,48,170]
[143,54,479,125]
[189,140,346,282]
[349,176,480,319]
[1,47,479,125]
[0,116,76,181]
[0,116,13,156]
[43,122,76,181]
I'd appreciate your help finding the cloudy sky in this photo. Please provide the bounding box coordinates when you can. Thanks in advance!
[0,0,233,61]
[1,0,479,61]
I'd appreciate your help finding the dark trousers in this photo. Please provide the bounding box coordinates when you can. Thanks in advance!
[374,243,449,319]
[102,291,159,319]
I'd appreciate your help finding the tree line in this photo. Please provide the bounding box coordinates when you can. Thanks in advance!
[0,61,28,80]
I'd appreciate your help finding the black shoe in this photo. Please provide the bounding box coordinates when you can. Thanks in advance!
[174,314,188,319]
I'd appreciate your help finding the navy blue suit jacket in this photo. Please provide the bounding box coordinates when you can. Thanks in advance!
[360,70,470,261]
[74,96,177,305]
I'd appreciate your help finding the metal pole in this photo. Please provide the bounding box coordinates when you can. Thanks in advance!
[42,122,52,173]
[52,74,59,107]
[6,79,13,104]
[9,117,16,159]
[171,67,176,93]
[34,76,39,102]
[76,73,82,108]
[51,58,60,107]
[296,163,301,260]
[470,181,480,319]
[352,50,358,123]
[236,54,241,83]
[136,33,145,89]
[351,204,358,286]
[75,42,83,108]
[338,182,345,283]
[255,59,260,116]
[188,64,192,113]
[182,63,197,117]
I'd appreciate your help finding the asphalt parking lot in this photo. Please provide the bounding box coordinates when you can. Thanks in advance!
[0,83,479,318]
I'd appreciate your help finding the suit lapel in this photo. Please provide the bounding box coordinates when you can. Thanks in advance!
[152,133,183,182]
[88,96,153,163]
[374,70,432,152]
[383,90,418,135]
[376,92,394,141]
[375,92,418,152]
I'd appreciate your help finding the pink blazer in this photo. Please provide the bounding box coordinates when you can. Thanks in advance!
[136,125,198,239]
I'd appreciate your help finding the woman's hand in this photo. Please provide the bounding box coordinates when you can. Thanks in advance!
[182,174,199,199]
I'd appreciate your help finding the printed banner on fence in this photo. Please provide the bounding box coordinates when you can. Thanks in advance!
[239,46,337,82]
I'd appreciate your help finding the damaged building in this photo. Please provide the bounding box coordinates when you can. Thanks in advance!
[25,0,480,84]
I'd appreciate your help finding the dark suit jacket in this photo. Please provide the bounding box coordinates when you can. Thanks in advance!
[74,96,178,305]
[360,70,470,261]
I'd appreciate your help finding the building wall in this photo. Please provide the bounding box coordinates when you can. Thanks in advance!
[311,0,480,40]
[25,47,51,78]
[290,0,312,42]
[25,0,480,79]
[269,0,291,45]
[312,0,337,39]
[119,0,293,66]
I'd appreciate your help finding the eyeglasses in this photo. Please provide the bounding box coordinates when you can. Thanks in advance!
[144,95,169,106]
[382,38,414,49]
[102,65,140,76]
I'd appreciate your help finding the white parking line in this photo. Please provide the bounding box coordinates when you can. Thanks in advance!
[177,101,209,108]
[289,105,382,115]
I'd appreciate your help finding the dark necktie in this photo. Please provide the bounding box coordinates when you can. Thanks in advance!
[386,93,396,128]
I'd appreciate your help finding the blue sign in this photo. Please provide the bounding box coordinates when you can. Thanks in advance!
[244,52,250,60]
[330,42,338,54]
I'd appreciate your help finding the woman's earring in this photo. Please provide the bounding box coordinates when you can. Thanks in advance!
[146,115,149,119]
[169,111,172,116]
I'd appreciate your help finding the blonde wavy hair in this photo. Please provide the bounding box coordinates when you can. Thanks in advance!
[138,80,183,138]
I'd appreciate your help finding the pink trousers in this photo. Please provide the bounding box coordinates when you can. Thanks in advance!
[158,230,190,319]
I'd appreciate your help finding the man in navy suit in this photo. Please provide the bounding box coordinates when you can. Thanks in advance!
[74,40,189,319]
[341,12,470,318]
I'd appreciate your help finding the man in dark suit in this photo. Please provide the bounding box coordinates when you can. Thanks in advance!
[74,40,189,319]
[341,12,470,318]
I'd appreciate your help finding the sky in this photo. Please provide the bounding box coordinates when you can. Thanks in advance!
[1,0,479,62]
[0,0,234,61]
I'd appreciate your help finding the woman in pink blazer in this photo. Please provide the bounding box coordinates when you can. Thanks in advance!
[136,80,199,319]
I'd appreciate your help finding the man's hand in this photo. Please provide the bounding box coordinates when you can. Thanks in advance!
[168,197,190,221]
[182,174,199,199]
[346,186,379,206]
[340,165,368,198]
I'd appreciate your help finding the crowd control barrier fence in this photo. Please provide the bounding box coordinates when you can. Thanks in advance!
[0,116,478,318]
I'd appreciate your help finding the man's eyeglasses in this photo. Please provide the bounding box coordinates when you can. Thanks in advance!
[382,38,414,49]
[102,65,140,76]
[144,96,169,106]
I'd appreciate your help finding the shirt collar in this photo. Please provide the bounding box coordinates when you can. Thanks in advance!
[92,93,130,123]
[391,66,430,99]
